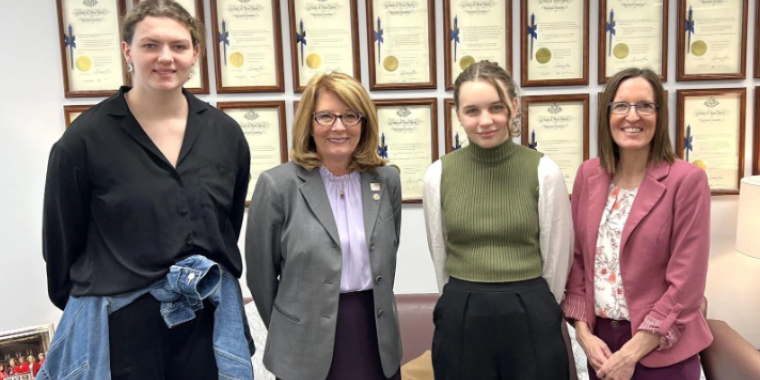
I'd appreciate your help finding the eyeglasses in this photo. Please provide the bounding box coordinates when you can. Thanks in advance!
[608,102,659,116]
[313,111,365,127]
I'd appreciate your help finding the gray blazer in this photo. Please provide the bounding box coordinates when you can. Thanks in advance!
[245,162,402,380]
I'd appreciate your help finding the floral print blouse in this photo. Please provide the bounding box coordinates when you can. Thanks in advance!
[593,183,677,351]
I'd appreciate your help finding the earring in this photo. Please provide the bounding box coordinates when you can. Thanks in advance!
[126,60,133,73]
[188,66,194,79]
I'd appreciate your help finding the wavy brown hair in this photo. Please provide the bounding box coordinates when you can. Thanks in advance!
[121,0,205,56]
[291,72,385,172]
[598,68,674,174]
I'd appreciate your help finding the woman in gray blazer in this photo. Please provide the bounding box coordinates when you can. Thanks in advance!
[246,72,402,380]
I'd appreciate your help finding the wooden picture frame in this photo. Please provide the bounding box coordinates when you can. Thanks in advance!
[443,99,466,154]
[216,101,288,205]
[133,0,210,94]
[754,87,760,175]
[63,105,94,128]
[676,0,748,81]
[210,0,285,93]
[288,0,361,93]
[755,6,760,79]
[598,0,668,84]
[443,0,512,91]
[373,98,439,203]
[520,0,589,87]
[677,88,746,195]
[365,0,436,90]
[56,0,128,98]
[521,94,589,195]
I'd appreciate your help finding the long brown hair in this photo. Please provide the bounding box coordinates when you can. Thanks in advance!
[290,72,385,172]
[453,60,521,137]
[598,68,675,174]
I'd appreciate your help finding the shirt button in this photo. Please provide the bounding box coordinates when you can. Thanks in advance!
[611,320,620,328]
[180,208,188,214]
[375,276,382,284]
[377,309,384,317]
[186,237,192,245]
[370,243,375,251]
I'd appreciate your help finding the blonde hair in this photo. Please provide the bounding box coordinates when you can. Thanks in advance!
[122,0,205,55]
[598,68,674,174]
[290,72,386,172]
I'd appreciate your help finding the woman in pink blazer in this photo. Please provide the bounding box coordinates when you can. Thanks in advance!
[562,68,712,380]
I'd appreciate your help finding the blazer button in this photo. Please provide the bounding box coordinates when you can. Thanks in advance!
[377,308,384,317]
[375,276,382,284]
[370,243,375,251]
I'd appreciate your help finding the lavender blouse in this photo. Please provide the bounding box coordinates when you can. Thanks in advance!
[319,166,373,292]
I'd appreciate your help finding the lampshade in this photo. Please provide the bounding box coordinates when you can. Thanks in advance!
[736,176,760,259]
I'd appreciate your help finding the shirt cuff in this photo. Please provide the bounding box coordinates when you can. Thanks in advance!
[561,295,587,324]
[637,315,682,351]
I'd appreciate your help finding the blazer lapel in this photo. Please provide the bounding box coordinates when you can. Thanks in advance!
[297,166,341,246]
[361,171,382,246]
[620,162,668,252]
[586,165,612,259]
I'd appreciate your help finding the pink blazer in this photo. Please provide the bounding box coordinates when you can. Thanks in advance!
[562,158,713,368]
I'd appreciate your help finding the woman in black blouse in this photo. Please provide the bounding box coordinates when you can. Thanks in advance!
[42,1,251,378]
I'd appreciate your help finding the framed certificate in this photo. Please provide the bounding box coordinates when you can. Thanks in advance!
[217,101,288,205]
[443,0,511,91]
[677,0,747,81]
[288,0,361,92]
[598,0,668,83]
[443,99,468,154]
[754,87,760,175]
[63,104,94,128]
[374,98,438,203]
[133,0,210,94]
[366,0,436,90]
[211,0,285,93]
[756,7,760,79]
[677,88,745,195]
[56,0,128,98]
[521,94,589,194]
[521,0,589,87]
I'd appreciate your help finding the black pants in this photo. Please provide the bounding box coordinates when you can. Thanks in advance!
[432,277,569,380]
[109,294,218,380]
[278,290,400,380]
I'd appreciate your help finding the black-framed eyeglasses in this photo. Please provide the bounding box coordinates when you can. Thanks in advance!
[608,102,659,116]
[313,111,365,127]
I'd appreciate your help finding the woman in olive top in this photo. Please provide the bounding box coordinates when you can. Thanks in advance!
[423,61,573,380]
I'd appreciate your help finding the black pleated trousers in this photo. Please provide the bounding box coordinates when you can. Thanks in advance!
[432,277,569,380]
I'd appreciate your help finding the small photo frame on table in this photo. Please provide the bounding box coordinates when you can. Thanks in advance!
[211,0,285,93]
[366,0,436,90]
[63,105,94,128]
[133,0,210,94]
[0,324,55,380]
[677,0,748,81]
[56,0,128,98]
[677,88,746,195]
[520,0,589,87]
[443,99,469,154]
[598,0,668,83]
[443,0,511,90]
[374,98,438,203]
[216,101,288,205]
[520,94,589,195]
[288,0,361,92]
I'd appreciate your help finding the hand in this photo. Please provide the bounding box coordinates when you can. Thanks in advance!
[596,350,636,380]
[575,322,612,372]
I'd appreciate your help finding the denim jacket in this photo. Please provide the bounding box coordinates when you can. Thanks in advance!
[38,255,255,380]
